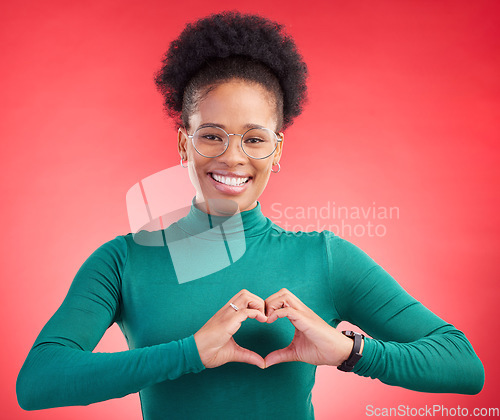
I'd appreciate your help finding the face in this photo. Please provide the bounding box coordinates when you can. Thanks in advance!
[177,79,284,216]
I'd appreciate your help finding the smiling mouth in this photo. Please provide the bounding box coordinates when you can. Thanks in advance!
[209,172,252,186]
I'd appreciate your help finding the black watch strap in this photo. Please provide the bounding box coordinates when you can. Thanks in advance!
[337,330,364,372]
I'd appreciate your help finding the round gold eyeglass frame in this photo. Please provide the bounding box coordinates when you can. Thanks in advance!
[185,125,283,160]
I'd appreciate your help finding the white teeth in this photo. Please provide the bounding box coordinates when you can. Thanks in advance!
[211,173,249,186]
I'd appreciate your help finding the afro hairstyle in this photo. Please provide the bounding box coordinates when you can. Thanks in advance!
[154,11,308,131]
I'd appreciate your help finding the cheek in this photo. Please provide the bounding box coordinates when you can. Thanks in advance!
[186,157,207,189]
[187,165,201,190]
[187,144,208,172]
[254,163,272,183]
[186,142,196,161]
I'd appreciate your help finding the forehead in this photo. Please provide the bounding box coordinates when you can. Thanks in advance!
[190,80,278,130]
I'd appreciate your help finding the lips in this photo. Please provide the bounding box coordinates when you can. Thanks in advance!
[207,172,253,195]
[210,173,250,186]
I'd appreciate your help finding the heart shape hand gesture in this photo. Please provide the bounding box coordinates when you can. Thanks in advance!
[193,288,360,369]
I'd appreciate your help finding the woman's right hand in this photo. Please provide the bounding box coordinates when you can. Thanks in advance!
[193,289,268,369]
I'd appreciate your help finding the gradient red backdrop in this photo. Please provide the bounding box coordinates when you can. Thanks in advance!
[2,0,499,419]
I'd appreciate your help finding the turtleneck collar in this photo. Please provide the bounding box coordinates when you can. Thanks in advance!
[175,196,272,239]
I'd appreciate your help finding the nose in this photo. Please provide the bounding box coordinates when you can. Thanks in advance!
[218,134,248,165]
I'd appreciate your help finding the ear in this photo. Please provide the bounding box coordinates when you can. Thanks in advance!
[273,132,284,165]
[177,127,188,161]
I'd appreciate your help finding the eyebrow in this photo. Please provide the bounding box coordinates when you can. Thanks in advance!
[198,122,267,130]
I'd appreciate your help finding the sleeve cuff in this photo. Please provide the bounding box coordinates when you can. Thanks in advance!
[351,336,378,376]
[183,334,206,374]
[155,335,206,381]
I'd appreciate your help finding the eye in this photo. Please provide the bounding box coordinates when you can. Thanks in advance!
[244,137,265,144]
[201,134,224,142]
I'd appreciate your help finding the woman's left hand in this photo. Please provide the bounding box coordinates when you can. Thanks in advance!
[264,288,358,368]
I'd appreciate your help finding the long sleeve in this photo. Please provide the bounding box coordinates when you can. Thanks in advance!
[16,235,205,411]
[325,232,484,394]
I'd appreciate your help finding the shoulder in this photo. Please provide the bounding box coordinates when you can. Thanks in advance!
[264,218,367,252]
[65,234,130,301]
[266,224,359,258]
[267,223,346,247]
[97,234,129,258]
[78,234,130,273]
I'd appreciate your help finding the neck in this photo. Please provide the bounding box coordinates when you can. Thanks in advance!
[194,196,257,216]
[175,196,272,238]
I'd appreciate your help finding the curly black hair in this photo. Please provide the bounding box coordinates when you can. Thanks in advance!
[154,11,308,131]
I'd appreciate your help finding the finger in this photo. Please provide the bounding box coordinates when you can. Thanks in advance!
[266,296,302,319]
[266,307,301,325]
[225,308,268,336]
[264,293,287,318]
[230,340,266,369]
[241,308,268,323]
[226,289,252,307]
[264,345,297,368]
[265,301,282,318]
[245,296,266,314]
[229,289,266,314]
[265,288,303,317]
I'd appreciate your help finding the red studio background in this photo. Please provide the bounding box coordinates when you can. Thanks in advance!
[2,0,499,419]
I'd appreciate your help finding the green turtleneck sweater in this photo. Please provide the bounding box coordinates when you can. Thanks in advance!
[16,198,484,419]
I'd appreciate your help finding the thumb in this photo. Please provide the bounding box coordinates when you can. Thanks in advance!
[264,345,297,368]
[229,339,266,369]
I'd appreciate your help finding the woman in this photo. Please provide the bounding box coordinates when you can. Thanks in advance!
[16,11,484,419]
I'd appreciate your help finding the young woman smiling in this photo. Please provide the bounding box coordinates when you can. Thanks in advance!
[178,79,283,216]
[16,11,484,420]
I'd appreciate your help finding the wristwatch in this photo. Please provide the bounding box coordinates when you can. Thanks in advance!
[337,330,364,372]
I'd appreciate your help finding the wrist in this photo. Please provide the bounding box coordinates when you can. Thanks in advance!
[337,330,364,372]
[338,335,355,364]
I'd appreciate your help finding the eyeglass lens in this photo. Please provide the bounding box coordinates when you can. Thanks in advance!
[192,126,277,159]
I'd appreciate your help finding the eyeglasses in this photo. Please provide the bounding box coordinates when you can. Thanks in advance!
[186,125,282,160]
